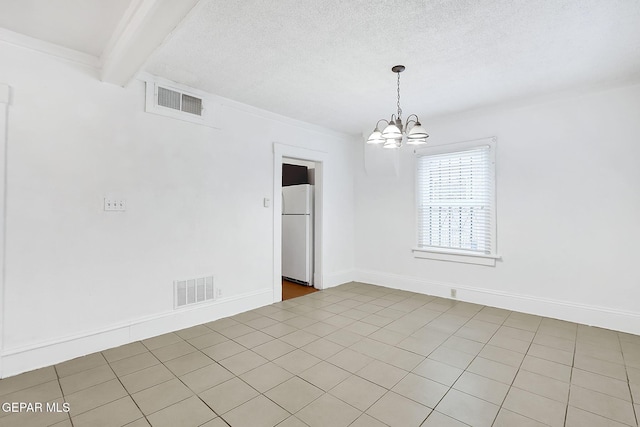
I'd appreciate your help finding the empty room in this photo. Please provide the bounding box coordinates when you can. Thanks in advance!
[0,1,639,426]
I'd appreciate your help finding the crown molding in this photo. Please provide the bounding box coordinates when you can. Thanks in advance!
[0,27,99,69]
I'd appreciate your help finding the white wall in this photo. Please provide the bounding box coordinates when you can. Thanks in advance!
[355,83,640,334]
[0,42,356,377]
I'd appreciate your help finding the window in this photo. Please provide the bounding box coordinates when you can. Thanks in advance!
[414,138,498,266]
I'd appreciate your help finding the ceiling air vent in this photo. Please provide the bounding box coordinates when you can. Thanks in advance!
[155,85,203,116]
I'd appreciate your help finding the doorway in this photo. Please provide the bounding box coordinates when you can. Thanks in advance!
[281,158,318,300]
[282,279,318,300]
[272,143,327,303]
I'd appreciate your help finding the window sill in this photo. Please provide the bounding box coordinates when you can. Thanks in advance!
[412,247,500,266]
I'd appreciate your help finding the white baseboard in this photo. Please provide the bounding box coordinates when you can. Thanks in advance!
[0,288,272,379]
[355,269,640,336]
[322,269,355,289]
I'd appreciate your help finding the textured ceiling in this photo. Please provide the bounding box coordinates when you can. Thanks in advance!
[0,0,131,56]
[145,0,640,135]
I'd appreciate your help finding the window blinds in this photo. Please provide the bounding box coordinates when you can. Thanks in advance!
[417,145,494,254]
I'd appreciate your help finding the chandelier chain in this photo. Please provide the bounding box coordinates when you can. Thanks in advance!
[396,72,402,120]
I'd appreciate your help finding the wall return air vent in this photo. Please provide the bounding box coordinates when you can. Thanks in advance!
[174,275,215,308]
[157,86,203,116]
[144,79,209,125]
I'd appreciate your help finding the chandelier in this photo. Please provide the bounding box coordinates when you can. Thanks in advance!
[366,65,429,149]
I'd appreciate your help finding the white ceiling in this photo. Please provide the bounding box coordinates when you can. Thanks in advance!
[1,1,639,135]
[145,0,640,134]
[0,0,131,56]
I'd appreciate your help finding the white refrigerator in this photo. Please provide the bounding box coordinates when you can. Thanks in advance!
[282,184,314,286]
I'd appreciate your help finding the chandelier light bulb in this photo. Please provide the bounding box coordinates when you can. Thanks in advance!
[366,128,385,144]
[407,122,429,140]
[381,122,402,139]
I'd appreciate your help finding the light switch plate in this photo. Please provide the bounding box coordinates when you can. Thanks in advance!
[104,198,126,212]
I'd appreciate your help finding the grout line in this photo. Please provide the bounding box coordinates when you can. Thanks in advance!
[103,359,150,426]
[282,288,423,425]
[619,332,640,427]
[399,299,480,425]
[489,313,542,427]
[52,364,76,427]
[563,321,579,427]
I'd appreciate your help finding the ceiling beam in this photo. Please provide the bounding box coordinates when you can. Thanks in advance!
[100,0,200,87]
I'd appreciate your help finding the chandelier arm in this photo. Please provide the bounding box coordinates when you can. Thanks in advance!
[375,118,389,129]
[405,114,419,127]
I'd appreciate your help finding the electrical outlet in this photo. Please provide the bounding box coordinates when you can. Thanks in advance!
[450,288,457,299]
[216,288,222,298]
[104,198,126,212]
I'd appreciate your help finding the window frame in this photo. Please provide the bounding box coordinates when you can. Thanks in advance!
[412,137,499,266]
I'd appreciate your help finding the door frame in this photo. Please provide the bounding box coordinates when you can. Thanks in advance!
[0,83,10,377]
[273,143,327,302]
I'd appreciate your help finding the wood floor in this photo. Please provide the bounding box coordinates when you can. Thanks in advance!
[282,279,318,300]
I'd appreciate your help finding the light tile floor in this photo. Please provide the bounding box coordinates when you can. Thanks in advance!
[1,282,639,427]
